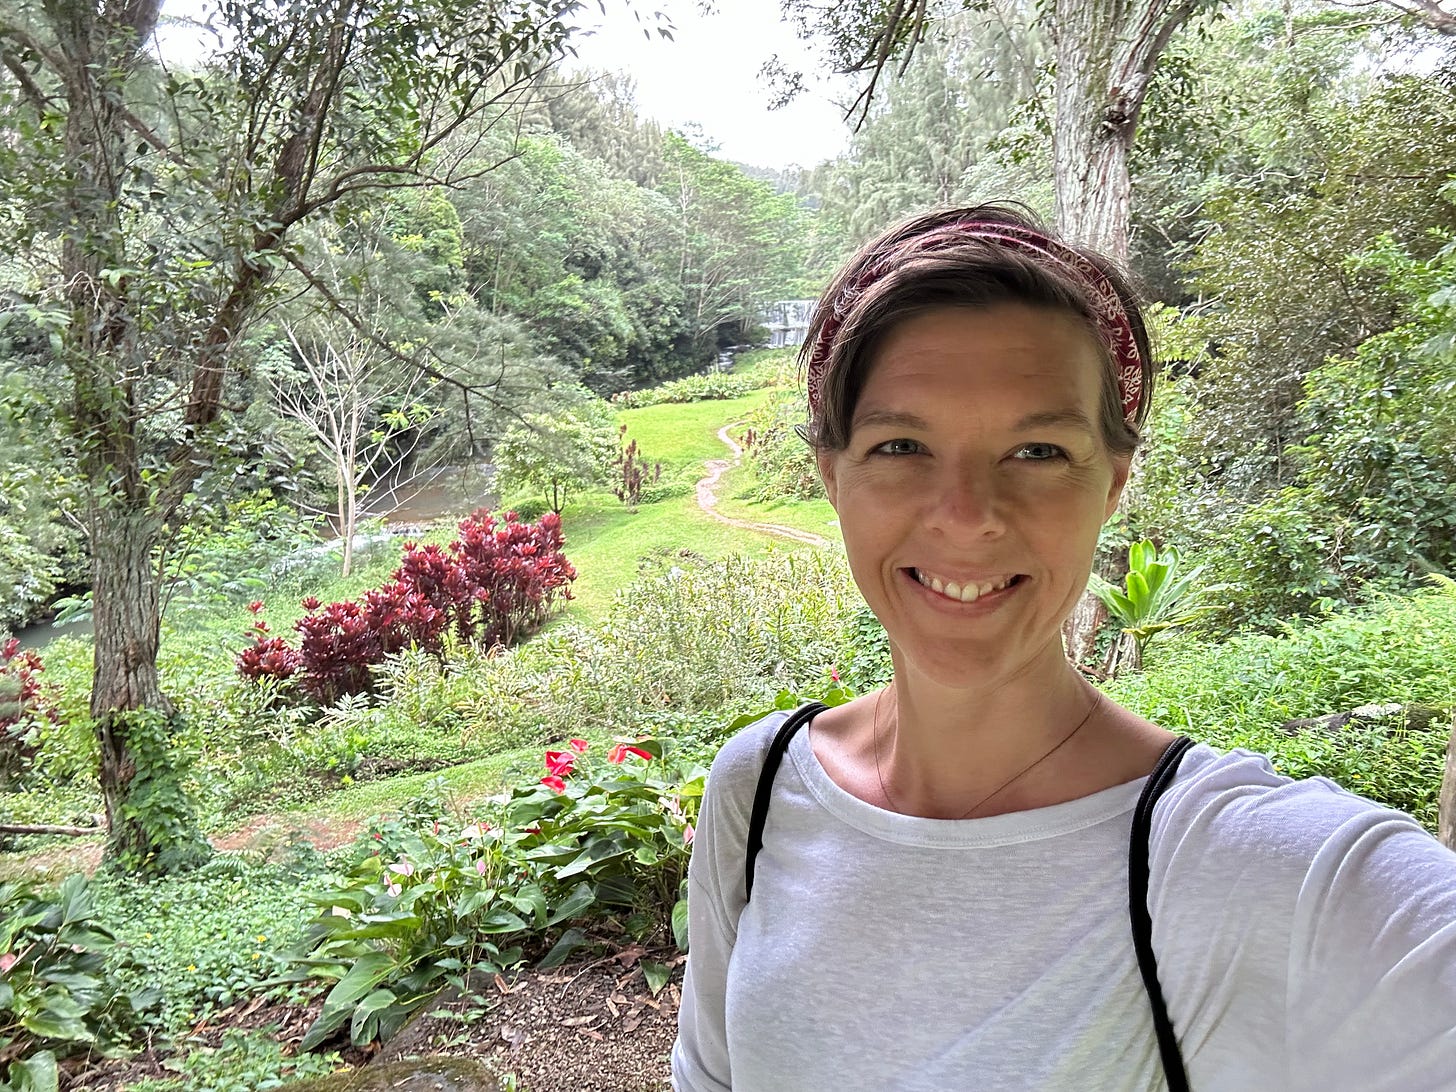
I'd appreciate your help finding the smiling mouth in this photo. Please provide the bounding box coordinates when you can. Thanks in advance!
[909,568,1023,604]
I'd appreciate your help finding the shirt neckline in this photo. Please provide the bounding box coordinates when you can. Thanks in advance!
[791,715,1153,848]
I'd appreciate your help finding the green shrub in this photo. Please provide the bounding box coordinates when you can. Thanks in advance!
[841,605,892,694]
[0,874,155,1090]
[610,370,770,409]
[740,388,822,502]
[125,1028,341,1092]
[292,742,702,1050]
[506,550,858,747]
[1106,586,1456,828]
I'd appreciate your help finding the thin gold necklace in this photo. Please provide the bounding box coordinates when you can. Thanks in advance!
[872,683,1104,820]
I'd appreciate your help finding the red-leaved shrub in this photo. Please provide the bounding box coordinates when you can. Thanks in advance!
[1,638,53,781]
[237,510,576,705]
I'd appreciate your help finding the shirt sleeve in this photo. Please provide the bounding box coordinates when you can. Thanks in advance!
[1283,806,1456,1090]
[1151,749,1456,1090]
[671,720,770,1091]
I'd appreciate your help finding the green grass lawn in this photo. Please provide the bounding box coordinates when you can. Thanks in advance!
[617,390,773,469]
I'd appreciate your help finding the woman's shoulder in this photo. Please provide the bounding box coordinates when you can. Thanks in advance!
[1153,742,1449,887]
[705,706,801,802]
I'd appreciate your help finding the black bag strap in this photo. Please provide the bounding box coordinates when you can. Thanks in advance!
[744,702,827,902]
[1129,734,1197,1092]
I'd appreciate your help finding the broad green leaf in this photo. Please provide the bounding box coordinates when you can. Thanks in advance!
[545,882,595,926]
[642,958,671,996]
[539,927,587,970]
[672,898,690,951]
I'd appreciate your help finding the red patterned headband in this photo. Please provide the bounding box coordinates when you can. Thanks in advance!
[805,221,1144,426]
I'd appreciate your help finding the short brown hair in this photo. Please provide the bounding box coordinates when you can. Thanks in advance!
[799,204,1154,455]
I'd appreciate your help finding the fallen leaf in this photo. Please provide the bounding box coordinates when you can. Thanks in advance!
[562,1014,599,1027]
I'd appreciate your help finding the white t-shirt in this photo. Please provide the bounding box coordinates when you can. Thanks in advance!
[671,709,1456,1091]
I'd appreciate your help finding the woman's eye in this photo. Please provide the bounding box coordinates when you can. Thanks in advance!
[872,438,923,456]
[1014,442,1066,461]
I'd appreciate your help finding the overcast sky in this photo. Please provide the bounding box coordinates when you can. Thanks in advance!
[154,0,853,170]
[567,0,853,168]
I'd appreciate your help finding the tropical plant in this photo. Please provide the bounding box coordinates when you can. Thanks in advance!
[1088,539,1228,675]
[237,510,577,704]
[290,739,703,1049]
[0,875,156,1092]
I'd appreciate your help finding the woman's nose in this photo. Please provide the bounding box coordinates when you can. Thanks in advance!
[925,463,1006,539]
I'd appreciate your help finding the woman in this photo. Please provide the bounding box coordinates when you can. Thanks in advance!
[671,205,1456,1090]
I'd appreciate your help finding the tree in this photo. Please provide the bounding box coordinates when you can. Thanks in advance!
[778,0,1217,258]
[659,133,807,358]
[0,0,579,872]
[272,325,431,577]
[493,396,618,513]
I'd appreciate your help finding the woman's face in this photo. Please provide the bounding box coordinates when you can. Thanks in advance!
[818,303,1130,691]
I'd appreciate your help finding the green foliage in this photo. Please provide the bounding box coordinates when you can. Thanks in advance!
[125,1028,341,1092]
[511,550,858,748]
[493,397,618,514]
[92,853,321,1034]
[1088,540,1229,672]
[109,709,211,878]
[658,133,808,355]
[841,604,892,694]
[1106,587,1456,829]
[0,463,83,637]
[0,874,155,1089]
[609,370,770,409]
[161,492,323,618]
[292,744,701,1049]
[740,388,822,502]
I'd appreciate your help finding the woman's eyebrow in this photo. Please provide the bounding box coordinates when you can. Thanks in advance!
[851,409,930,431]
[1015,409,1096,433]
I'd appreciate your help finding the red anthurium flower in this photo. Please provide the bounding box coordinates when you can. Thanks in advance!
[544,751,576,777]
[830,667,841,683]
[607,743,653,764]
[540,775,567,794]
[568,738,589,754]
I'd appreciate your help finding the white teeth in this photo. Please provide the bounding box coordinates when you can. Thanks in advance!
[915,569,1013,602]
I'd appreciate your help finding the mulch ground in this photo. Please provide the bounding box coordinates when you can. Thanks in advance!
[61,950,680,1092]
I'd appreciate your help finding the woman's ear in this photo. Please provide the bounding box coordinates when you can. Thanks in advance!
[817,450,839,509]
[1103,454,1132,520]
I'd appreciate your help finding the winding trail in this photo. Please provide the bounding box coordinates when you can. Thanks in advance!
[695,423,830,548]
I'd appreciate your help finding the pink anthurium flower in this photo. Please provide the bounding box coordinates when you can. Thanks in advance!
[388,858,414,877]
[683,824,695,846]
[0,952,16,974]
[568,738,589,754]
[608,743,653,764]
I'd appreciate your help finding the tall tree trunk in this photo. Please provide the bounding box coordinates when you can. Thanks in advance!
[49,0,208,871]
[1050,0,1208,260]
[1050,0,1211,661]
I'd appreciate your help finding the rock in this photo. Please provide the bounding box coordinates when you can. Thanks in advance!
[279,1056,502,1091]
[1278,703,1447,737]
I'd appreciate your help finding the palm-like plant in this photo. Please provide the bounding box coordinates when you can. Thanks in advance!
[1088,540,1229,676]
